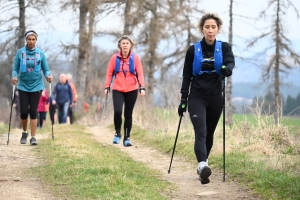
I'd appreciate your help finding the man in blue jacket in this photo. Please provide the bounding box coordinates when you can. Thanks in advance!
[51,74,73,124]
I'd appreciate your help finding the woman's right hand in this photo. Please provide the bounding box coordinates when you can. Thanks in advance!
[52,100,56,105]
[11,77,18,85]
[104,87,110,95]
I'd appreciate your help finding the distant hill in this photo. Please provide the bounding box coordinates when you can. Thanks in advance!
[232,82,300,99]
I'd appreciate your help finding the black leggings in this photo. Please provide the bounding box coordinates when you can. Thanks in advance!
[18,90,41,120]
[112,90,138,139]
[37,112,46,127]
[188,93,223,163]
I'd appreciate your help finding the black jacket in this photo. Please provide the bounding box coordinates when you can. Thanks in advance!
[180,38,235,99]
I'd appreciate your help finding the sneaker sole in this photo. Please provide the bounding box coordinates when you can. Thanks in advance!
[30,143,38,145]
[20,140,27,144]
[200,177,210,184]
[124,143,132,147]
[197,166,211,184]
[197,166,212,178]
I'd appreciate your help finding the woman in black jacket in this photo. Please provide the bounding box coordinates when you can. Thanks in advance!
[178,13,235,184]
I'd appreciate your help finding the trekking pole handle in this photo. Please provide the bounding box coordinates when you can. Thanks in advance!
[12,85,15,100]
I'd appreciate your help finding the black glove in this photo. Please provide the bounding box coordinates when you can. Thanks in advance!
[139,86,145,93]
[220,66,232,77]
[105,87,110,94]
[178,99,187,117]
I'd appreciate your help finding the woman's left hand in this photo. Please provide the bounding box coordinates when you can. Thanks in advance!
[140,90,145,96]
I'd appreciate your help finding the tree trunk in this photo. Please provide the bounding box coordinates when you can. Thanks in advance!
[123,0,133,35]
[274,0,281,124]
[17,0,25,49]
[84,0,95,104]
[76,0,89,108]
[225,0,234,125]
[145,0,159,97]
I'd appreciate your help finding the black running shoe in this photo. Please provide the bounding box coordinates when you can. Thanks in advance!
[20,132,28,144]
[30,137,38,145]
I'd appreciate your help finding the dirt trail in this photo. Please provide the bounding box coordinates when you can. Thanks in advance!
[89,126,260,200]
[0,129,57,200]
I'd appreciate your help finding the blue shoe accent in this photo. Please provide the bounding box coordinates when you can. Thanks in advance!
[113,136,121,144]
[123,139,132,147]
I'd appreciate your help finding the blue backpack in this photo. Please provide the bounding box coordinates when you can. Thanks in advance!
[192,40,223,76]
[20,47,41,73]
[114,53,136,76]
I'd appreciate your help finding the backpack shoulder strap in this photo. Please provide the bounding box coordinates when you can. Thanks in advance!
[192,41,203,76]
[129,52,135,74]
[114,53,121,74]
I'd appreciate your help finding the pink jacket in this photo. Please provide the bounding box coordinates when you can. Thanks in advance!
[105,51,145,92]
[37,90,49,112]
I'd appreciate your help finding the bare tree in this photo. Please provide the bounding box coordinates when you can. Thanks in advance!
[247,0,300,124]
[225,0,234,125]
[0,0,49,100]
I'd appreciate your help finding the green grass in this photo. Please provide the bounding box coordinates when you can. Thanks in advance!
[32,124,172,200]
[0,122,7,133]
[210,152,300,200]
[233,114,300,135]
[131,112,300,200]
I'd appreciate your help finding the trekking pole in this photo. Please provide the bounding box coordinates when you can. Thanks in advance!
[222,71,226,182]
[49,82,54,140]
[7,85,15,145]
[168,115,183,174]
[99,93,108,123]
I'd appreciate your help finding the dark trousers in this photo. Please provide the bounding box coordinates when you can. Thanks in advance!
[68,106,74,124]
[112,90,138,139]
[188,93,223,163]
[37,112,46,128]
[18,90,41,119]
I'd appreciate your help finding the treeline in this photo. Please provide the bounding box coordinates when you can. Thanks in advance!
[252,91,300,117]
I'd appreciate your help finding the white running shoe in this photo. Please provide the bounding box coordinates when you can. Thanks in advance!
[197,161,211,184]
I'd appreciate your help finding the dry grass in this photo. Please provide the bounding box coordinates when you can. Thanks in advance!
[131,99,300,175]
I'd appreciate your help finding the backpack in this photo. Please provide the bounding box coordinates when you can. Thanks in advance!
[192,40,223,76]
[20,47,41,73]
[114,53,136,76]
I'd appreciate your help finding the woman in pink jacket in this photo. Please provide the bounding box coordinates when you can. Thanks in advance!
[105,35,146,147]
[37,89,49,128]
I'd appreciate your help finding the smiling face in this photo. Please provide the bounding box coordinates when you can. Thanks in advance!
[119,39,132,54]
[26,35,37,49]
[201,19,219,45]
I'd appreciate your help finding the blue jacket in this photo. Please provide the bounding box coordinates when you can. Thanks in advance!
[51,81,73,104]
[12,47,50,92]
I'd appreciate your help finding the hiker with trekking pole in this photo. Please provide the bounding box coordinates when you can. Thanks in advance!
[11,30,52,145]
[104,35,146,147]
[176,13,235,184]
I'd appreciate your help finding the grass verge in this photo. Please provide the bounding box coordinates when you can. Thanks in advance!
[32,124,172,200]
[131,109,300,200]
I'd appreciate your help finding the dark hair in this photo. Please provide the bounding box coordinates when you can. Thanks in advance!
[24,30,38,39]
[195,13,223,33]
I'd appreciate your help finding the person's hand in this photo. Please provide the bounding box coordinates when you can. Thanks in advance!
[11,77,18,85]
[13,103,16,108]
[220,66,232,77]
[139,87,145,96]
[178,99,187,117]
[52,100,56,105]
[104,87,110,94]
[47,75,53,83]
